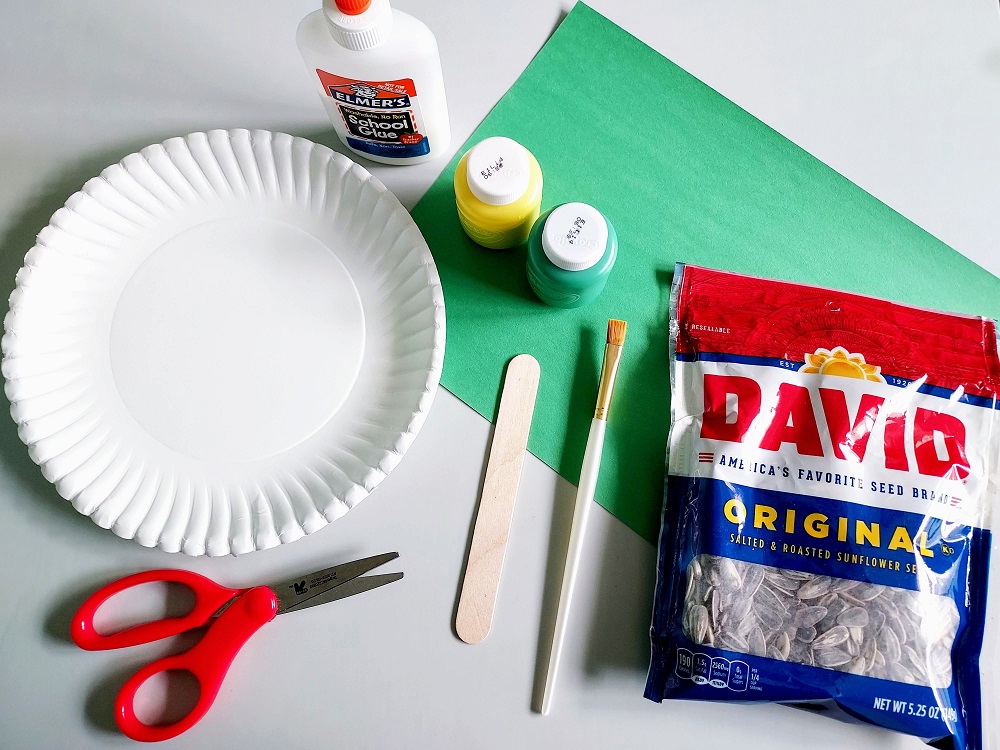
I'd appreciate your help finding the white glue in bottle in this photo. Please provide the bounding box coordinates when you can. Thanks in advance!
[297,0,450,165]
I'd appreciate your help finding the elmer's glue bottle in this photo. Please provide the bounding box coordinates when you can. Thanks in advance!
[297,0,450,165]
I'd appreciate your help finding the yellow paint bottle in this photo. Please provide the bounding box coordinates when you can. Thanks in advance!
[454,137,543,250]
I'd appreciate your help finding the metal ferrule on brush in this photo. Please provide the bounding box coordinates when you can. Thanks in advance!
[594,342,623,421]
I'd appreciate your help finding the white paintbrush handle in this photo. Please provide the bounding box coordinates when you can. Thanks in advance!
[540,417,606,715]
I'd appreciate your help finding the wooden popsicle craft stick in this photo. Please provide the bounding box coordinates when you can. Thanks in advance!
[456,354,541,645]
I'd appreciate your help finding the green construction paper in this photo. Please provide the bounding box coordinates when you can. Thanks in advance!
[411,3,1000,543]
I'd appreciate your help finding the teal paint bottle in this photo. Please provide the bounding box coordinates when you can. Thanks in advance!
[526,203,617,308]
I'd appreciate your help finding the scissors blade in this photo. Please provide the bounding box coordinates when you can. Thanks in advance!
[279,572,403,614]
[271,552,400,614]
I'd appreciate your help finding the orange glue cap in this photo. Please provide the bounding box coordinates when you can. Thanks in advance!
[334,0,371,14]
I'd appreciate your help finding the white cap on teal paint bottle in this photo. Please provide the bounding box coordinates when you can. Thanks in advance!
[527,202,618,308]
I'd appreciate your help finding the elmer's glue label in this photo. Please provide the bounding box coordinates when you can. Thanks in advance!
[297,0,450,165]
[317,72,430,159]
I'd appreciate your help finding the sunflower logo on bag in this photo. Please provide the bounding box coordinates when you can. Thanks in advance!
[798,346,885,383]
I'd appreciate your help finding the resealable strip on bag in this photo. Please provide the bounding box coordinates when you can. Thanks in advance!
[646,264,999,749]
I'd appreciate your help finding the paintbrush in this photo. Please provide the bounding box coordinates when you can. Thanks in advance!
[539,319,627,715]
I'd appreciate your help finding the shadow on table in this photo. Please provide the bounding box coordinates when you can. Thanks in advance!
[43,576,118,646]
[0,134,205,546]
[577,271,672,688]
[529,269,673,710]
[530,474,577,712]
[85,658,152,735]
[44,574,198,644]
[576,269,672,681]
[41,570,203,733]
[0,126,351,547]
[448,364,504,640]
[82,635,202,735]
[582,519,657,676]
[530,477,658,711]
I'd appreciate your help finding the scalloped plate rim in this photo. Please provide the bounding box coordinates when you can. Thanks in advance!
[1,128,445,556]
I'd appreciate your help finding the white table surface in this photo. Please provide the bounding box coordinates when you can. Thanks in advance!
[1,1,998,748]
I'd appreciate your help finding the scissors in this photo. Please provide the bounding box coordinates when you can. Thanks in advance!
[71,552,402,742]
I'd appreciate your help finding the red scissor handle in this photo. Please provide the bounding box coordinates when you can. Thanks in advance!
[114,586,278,742]
[71,569,245,651]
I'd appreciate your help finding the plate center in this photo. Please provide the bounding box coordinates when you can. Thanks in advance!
[111,217,365,462]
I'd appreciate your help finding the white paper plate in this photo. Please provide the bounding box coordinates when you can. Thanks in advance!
[1,129,445,556]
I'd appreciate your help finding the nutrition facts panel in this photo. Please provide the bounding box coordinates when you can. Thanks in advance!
[676,649,750,691]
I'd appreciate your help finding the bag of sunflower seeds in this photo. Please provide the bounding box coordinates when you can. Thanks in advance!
[646,264,998,749]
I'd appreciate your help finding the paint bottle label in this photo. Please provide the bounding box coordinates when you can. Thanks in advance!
[315,71,430,159]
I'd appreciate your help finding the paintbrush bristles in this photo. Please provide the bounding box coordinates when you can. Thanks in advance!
[607,319,627,346]
[593,319,627,421]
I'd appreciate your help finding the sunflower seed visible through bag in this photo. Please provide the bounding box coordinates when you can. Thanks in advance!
[649,264,997,750]
[680,555,958,688]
